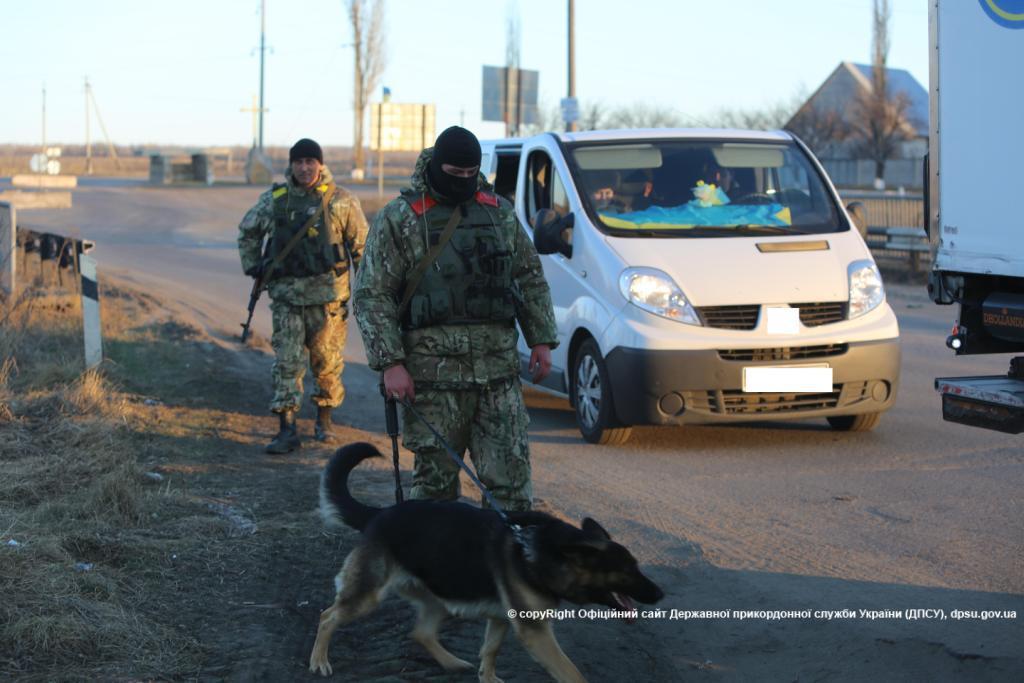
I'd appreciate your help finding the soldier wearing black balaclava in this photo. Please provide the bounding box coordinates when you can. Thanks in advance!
[353,126,558,511]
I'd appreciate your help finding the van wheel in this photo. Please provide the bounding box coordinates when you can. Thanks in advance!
[573,339,633,445]
[827,412,882,432]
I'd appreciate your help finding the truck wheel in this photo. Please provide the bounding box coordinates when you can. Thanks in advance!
[572,339,633,445]
[827,412,882,432]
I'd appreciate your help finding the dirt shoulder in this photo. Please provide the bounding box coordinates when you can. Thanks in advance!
[5,275,1020,682]
[2,276,682,682]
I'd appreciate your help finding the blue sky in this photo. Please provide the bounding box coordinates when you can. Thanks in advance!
[1,0,929,147]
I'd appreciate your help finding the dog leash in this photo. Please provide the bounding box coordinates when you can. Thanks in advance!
[398,397,522,536]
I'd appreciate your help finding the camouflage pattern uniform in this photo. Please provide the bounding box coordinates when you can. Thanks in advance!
[238,166,368,413]
[354,149,557,511]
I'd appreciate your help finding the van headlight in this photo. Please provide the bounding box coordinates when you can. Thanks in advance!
[619,267,701,325]
[848,259,885,319]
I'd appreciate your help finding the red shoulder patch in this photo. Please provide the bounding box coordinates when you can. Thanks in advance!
[475,191,500,208]
[409,194,438,216]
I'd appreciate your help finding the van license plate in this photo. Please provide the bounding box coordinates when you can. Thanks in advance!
[742,365,832,393]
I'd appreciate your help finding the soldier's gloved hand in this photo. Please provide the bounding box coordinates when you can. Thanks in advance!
[244,264,264,279]
[383,363,416,403]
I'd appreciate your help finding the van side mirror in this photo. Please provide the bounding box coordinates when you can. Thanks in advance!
[846,201,868,239]
[532,208,573,258]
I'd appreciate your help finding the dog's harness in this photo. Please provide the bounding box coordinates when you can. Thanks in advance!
[399,398,527,546]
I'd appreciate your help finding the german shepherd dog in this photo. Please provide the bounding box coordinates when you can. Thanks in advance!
[308,442,664,682]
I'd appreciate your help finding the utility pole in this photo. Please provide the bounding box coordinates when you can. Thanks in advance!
[240,94,267,148]
[567,0,576,132]
[41,85,47,169]
[85,78,93,175]
[88,84,121,170]
[258,0,266,151]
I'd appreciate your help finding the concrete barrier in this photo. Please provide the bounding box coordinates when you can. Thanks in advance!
[11,174,78,189]
[0,191,73,209]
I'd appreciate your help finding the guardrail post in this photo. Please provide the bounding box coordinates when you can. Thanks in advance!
[79,254,103,369]
[0,201,15,298]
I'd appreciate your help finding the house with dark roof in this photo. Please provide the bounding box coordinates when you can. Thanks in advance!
[786,62,928,188]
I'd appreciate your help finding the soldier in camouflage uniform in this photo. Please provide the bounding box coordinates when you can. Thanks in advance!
[353,126,557,511]
[238,138,369,454]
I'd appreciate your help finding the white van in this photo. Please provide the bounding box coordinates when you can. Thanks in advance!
[480,129,900,444]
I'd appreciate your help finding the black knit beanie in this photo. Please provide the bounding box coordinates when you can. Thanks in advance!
[289,138,323,164]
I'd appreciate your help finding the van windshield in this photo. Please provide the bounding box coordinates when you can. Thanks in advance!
[569,140,844,237]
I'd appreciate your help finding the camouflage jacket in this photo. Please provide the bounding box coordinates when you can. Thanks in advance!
[237,166,369,306]
[353,148,557,386]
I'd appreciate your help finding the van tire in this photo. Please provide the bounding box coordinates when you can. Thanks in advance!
[572,339,633,445]
[826,412,882,432]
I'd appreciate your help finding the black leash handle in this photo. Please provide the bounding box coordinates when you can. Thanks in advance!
[379,377,404,504]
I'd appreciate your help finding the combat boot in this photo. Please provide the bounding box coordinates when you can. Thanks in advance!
[266,409,301,454]
[314,405,335,442]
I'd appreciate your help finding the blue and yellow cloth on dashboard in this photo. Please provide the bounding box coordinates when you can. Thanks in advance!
[599,183,792,230]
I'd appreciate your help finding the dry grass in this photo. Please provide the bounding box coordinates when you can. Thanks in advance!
[0,284,215,679]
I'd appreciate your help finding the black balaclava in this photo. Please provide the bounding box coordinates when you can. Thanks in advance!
[427,126,481,204]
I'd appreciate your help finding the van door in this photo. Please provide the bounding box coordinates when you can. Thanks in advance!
[514,136,598,396]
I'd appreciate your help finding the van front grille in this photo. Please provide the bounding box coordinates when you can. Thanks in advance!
[715,389,840,414]
[698,305,760,330]
[718,344,848,362]
[795,302,847,326]
[683,381,869,415]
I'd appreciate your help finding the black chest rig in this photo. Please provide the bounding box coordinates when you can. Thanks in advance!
[401,190,516,330]
[265,183,346,281]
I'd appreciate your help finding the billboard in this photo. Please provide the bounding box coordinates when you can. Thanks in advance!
[369,102,436,152]
[482,65,539,129]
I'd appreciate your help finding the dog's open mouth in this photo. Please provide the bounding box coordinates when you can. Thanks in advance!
[611,592,637,623]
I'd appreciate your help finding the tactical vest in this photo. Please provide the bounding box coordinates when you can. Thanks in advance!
[265,183,347,281]
[401,190,517,330]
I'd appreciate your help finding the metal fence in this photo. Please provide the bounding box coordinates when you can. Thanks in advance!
[838,191,929,273]
[822,158,924,190]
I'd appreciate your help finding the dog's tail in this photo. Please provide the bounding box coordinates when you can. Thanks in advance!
[319,442,385,532]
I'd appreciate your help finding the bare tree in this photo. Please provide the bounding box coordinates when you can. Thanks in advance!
[695,90,806,131]
[849,0,911,187]
[578,100,607,131]
[347,0,386,175]
[787,103,852,157]
[604,103,685,129]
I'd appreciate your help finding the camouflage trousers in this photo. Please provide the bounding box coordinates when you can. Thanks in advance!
[401,377,532,511]
[269,299,348,413]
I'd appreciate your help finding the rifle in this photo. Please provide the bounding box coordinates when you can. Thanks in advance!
[240,239,272,344]
[240,188,333,343]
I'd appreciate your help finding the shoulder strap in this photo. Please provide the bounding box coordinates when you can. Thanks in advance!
[264,187,334,278]
[396,201,464,319]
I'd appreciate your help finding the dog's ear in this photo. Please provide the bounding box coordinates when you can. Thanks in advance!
[560,538,609,559]
[581,517,611,541]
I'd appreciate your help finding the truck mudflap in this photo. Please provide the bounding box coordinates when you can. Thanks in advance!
[936,374,1024,434]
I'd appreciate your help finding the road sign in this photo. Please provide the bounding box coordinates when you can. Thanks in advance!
[29,154,47,173]
[561,97,579,125]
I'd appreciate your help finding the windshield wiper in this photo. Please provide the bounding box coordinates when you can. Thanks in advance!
[728,224,810,235]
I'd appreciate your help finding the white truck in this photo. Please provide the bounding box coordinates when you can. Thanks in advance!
[927,0,1024,433]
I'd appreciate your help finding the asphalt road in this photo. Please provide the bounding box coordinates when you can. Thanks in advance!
[15,179,1023,676]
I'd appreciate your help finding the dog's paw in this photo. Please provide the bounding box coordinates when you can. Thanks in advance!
[440,657,474,673]
[478,670,504,683]
[308,653,333,676]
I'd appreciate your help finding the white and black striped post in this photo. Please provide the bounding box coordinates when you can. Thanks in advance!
[79,254,102,369]
[0,201,15,297]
